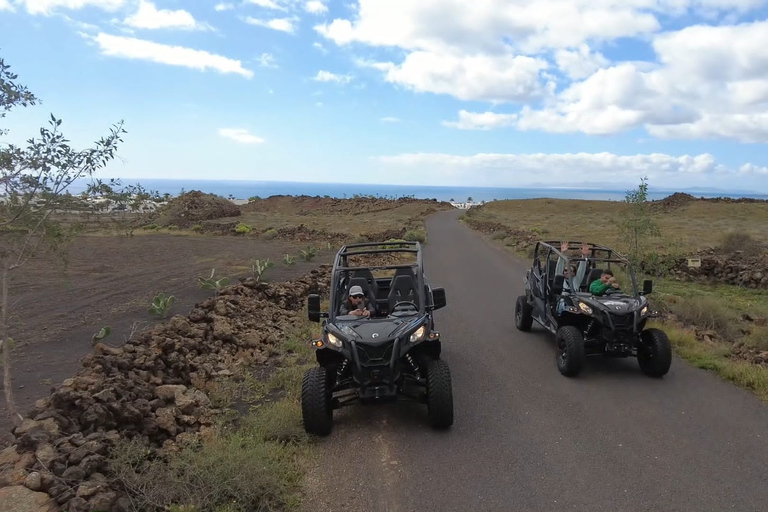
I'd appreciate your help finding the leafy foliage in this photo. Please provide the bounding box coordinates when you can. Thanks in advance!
[612,177,662,266]
[1,53,155,425]
[148,293,176,318]
[198,268,230,294]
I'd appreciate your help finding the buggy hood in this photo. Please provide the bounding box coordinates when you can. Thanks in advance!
[334,315,425,345]
[577,293,647,313]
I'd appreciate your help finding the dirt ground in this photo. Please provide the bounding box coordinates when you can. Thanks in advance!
[0,232,335,444]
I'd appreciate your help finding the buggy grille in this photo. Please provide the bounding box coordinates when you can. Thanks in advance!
[356,341,395,365]
[609,312,636,330]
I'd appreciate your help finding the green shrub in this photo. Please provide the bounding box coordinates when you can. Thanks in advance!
[261,228,278,240]
[403,229,426,243]
[235,223,252,235]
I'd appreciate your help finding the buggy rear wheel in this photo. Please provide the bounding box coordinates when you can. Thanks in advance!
[301,367,333,436]
[515,295,533,332]
[638,328,672,377]
[426,359,454,429]
[555,326,585,377]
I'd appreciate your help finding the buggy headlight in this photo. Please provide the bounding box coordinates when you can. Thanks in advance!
[326,332,343,348]
[578,302,593,315]
[409,325,426,343]
[641,306,648,316]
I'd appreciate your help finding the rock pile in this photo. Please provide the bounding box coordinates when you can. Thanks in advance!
[0,265,332,512]
[669,250,768,289]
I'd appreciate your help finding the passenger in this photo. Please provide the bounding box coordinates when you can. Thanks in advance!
[339,285,374,317]
[556,241,590,288]
[589,269,620,296]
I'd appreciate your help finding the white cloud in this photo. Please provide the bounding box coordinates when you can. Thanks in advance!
[245,0,285,10]
[87,32,254,78]
[314,1,768,144]
[519,20,768,142]
[0,0,15,11]
[304,0,326,14]
[443,110,518,130]
[214,3,233,11]
[244,16,296,33]
[218,128,265,144]
[124,0,209,31]
[17,0,125,15]
[371,151,768,188]
[357,51,549,103]
[555,44,610,80]
[380,116,400,123]
[313,70,353,83]
[258,52,277,68]
[313,42,328,54]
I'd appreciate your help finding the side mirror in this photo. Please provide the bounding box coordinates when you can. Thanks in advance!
[431,287,447,310]
[642,279,653,295]
[307,294,322,322]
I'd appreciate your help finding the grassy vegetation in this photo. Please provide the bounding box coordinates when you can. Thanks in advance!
[463,195,768,402]
[650,320,768,402]
[107,319,323,512]
[216,198,443,240]
[466,198,768,254]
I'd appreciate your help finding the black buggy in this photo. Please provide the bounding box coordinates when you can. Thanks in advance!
[515,241,672,378]
[302,241,452,436]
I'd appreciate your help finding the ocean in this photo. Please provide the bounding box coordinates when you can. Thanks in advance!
[72,179,768,203]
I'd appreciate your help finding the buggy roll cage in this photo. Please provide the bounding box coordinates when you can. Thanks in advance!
[534,240,641,296]
[328,241,428,321]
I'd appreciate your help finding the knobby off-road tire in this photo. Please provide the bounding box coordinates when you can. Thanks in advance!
[515,295,533,332]
[426,359,454,429]
[556,325,585,377]
[301,367,333,436]
[638,328,673,377]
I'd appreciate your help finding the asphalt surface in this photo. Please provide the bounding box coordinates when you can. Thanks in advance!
[303,210,768,512]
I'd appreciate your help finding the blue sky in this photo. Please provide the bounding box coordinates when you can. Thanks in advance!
[1,0,768,192]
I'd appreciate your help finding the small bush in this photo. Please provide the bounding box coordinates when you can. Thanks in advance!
[491,231,507,240]
[192,224,204,233]
[718,231,764,257]
[283,254,295,266]
[142,223,159,230]
[148,293,175,318]
[403,229,426,243]
[234,223,252,235]
[261,228,278,240]
[665,295,736,340]
[252,258,274,282]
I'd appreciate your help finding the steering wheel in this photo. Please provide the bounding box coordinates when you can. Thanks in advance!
[391,301,418,313]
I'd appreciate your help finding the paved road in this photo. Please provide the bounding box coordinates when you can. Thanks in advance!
[303,210,768,512]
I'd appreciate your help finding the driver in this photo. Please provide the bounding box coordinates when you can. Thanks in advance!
[589,269,620,296]
[339,285,374,317]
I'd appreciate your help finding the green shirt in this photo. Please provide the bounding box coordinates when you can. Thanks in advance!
[589,279,611,296]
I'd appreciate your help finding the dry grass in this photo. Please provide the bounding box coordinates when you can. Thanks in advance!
[652,320,768,403]
[469,198,768,254]
[218,201,443,239]
[107,320,321,512]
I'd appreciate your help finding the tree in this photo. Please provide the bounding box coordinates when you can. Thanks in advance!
[1,54,136,426]
[613,177,661,266]
[467,196,473,203]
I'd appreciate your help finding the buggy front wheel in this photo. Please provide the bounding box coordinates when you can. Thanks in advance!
[555,326,585,377]
[426,359,454,429]
[301,367,333,436]
[638,328,672,377]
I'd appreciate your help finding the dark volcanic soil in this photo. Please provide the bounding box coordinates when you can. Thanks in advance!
[0,233,333,444]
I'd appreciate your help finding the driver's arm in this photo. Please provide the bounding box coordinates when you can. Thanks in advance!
[339,303,349,315]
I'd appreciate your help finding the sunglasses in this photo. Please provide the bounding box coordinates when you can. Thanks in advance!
[351,294,364,299]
